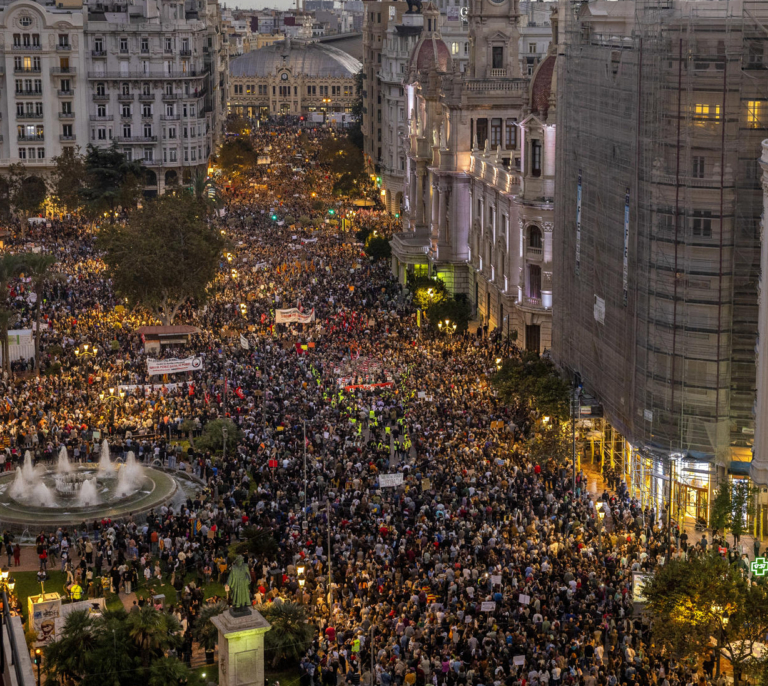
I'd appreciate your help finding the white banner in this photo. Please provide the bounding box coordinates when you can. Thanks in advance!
[240,334,250,350]
[275,308,316,324]
[118,383,180,395]
[379,473,404,488]
[481,601,496,612]
[146,356,203,376]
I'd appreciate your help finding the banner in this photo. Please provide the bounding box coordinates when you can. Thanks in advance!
[343,382,394,391]
[575,170,582,276]
[118,383,179,395]
[481,601,496,612]
[240,334,250,350]
[146,356,203,376]
[275,308,316,324]
[379,473,404,488]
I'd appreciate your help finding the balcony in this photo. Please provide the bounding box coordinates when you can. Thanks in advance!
[527,245,542,259]
[59,89,76,97]
[14,67,41,74]
[12,44,41,51]
[56,44,72,52]
[115,136,157,143]
[118,93,135,102]
[139,93,155,101]
[490,68,507,77]
[51,67,76,75]
[160,114,180,121]
[119,49,129,55]
[162,92,182,100]
[90,115,113,121]
[91,50,107,57]
[87,70,208,79]
[58,111,75,119]
[18,135,44,142]
[17,112,43,120]
[16,89,43,97]
[180,49,192,57]
[60,134,76,141]
[525,296,542,308]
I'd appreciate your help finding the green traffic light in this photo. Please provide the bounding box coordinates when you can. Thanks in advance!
[271,214,278,220]
[328,209,335,215]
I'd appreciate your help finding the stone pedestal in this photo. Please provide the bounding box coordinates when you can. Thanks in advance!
[211,608,271,686]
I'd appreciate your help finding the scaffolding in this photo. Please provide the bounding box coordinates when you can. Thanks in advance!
[554,0,768,512]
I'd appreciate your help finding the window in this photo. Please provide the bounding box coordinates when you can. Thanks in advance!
[94,37,103,52]
[168,127,176,139]
[120,37,128,53]
[505,119,517,149]
[476,118,488,148]
[123,124,131,138]
[142,83,151,96]
[122,104,131,118]
[61,79,70,92]
[62,124,72,137]
[141,37,149,53]
[692,156,705,178]
[531,140,542,177]
[694,103,720,120]
[490,118,502,148]
[96,82,105,96]
[492,46,504,69]
[98,104,106,117]
[97,127,106,140]
[692,210,713,237]
[142,104,151,117]
[165,37,172,53]
[122,82,130,95]
[61,101,71,114]
[451,42,459,55]
[529,43,537,53]
[58,34,69,48]
[143,123,152,137]
[747,100,765,129]
[528,226,542,249]
[528,265,542,299]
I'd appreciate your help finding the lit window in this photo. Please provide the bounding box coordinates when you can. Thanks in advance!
[747,100,764,129]
[451,42,459,55]
[694,103,720,120]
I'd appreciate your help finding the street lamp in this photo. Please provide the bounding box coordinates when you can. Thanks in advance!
[437,319,457,337]
[34,648,41,686]
[495,357,502,371]
[74,343,98,358]
[99,387,126,429]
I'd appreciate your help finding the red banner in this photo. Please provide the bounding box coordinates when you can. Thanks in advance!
[343,382,394,391]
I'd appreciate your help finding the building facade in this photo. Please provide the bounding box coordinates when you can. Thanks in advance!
[228,39,360,118]
[0,0,86,170]
[553,0,768,522]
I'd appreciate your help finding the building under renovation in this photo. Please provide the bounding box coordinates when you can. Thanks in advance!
[553,0,768,530]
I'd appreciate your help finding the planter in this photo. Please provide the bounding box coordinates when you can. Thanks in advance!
[205,649,215,664]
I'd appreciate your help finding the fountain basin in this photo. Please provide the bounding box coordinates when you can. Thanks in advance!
[0,465,180,527]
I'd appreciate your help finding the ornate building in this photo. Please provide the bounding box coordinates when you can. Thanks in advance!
[385,0,555,351]
[228,38,360,118]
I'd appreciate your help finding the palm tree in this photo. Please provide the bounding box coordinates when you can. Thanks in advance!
[0,255,21,375]
[43,609,96,684]
[17,252,57,374]
[149,656,202,686]
[192,171,220,214]
[192,600,226,663]
[124,605,181,669]
[258,601,315,668]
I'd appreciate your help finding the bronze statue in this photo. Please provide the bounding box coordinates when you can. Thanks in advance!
[227,555,252,616]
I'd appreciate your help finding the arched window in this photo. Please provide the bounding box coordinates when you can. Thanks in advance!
[528,225,542,249]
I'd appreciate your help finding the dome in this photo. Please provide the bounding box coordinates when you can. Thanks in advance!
[230,40,362,79]
[410,35,452,73]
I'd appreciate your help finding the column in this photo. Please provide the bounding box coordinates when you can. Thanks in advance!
[211,607,272,686]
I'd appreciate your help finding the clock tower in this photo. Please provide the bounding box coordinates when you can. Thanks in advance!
[467,0,521,79]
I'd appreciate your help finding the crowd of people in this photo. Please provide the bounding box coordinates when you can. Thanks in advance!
[0,122,725,686]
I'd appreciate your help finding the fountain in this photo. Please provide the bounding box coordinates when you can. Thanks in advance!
[77,479,100,507]
[98,440,115,477]
[57,446,72,474]
[115,452,143,498]
[0,440,184,527]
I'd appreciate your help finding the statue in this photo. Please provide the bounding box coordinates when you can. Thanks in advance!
[227,555,252,616]
[406,0,422,14]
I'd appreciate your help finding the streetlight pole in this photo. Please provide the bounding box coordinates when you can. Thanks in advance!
[303,419,307,516]
[327,499,332,620]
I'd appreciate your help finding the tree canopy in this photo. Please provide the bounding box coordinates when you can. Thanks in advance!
[80,143,145,220]
[50,147,87,213]
[492,352,570,421]
[643,553,768,682]
[365,235,392,261]
[8,163,46,223]
[410,275,448,310]
[219,137,256,174]
[99,193,224,325]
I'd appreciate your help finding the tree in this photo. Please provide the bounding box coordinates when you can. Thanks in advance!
[236,526,279,557]
[426,296,472,333]
[0,255,22,375]
[365,235,392,261]
[319,137,364,178]
[8,163,46,231]
[527,426,571,465]
[643,553,768,683]
[410,275,448,310]
[80,143,145,222]
[124,605,181,669]
[219,137,256,174]
[492,352,570,421]
[195,418,241,454]
[258,602,315,668]
[191,171,220,215]
[226,114,250,135]
[43,609,97,685]
[50,147,87,213]
[710,481,731,534]
[192,601,227,661]
[149,657,203,686]
[16,252,57,374]
[347,70,364,150]
[99,193,224,325]
[731,480,756,544]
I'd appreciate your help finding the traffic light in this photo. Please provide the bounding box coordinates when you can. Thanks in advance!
[34,649,41,665]
[328,209,335,215]
[271,214,278,221]
[395,213,400,218]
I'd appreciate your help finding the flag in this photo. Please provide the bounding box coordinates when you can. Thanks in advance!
[295,343,309,355]
[235,387,245,400]
[240,334,249,350]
